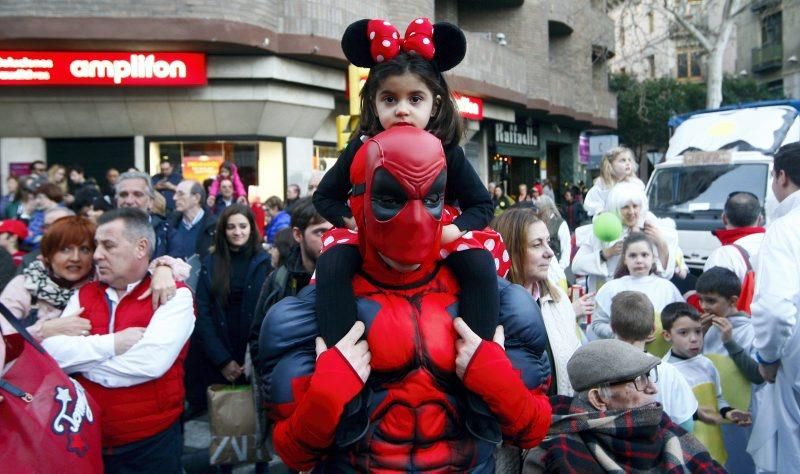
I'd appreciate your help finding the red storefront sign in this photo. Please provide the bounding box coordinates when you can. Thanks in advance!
[0,51,206,86]
[454,93,483,121]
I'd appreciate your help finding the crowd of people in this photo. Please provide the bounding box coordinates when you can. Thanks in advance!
[2,15,800,474]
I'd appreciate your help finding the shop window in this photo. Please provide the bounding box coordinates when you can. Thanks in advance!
[148,138,284,201]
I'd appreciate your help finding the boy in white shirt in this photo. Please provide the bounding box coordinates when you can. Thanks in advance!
[610,290,697,431]
[661,302,751,465]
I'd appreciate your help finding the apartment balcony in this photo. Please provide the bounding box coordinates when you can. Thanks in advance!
[752,43,783,73]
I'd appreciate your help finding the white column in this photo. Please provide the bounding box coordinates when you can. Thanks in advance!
[134,135,145,172]
[0,138,46,193]
[285,137,314,197]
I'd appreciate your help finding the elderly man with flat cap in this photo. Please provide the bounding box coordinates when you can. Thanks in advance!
[524,339,724,473]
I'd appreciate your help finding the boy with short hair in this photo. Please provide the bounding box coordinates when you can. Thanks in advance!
[610,291,697,431]
[696,267,763,384]
[661,302,751,465]
[696,266,762,474]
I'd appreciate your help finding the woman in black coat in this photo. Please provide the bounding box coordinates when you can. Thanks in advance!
[196,204,270,386]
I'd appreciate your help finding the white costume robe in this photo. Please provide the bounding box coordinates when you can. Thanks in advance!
[749,189,800,472]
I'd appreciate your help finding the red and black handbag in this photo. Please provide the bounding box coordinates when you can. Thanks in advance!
[0,302,103,472]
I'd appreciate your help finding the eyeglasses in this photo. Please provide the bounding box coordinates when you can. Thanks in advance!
[615,367,658,392]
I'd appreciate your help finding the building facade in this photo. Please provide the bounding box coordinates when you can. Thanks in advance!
[608,0,737,82]
[735,0,800,98]
[0,0,616,201]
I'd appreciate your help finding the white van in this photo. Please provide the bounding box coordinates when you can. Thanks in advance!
[646,100,800,270]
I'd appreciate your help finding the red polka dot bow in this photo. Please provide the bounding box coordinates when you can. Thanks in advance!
[367,18,435,64]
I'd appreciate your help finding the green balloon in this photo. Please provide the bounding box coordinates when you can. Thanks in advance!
[593,213,623,242]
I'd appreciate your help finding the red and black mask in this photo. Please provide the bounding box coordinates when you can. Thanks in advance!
[355,126,446,284]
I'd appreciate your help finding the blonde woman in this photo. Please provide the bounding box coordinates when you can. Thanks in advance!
[492,208,589,396]
[47,164,68,194]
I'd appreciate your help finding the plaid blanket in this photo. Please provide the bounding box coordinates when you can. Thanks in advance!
[523,396,726,473]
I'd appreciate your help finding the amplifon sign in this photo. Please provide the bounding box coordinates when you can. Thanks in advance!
[0,51,206,86]
[454,93,483,121]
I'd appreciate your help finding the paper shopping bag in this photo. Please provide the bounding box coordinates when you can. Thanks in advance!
[207,384,265,465]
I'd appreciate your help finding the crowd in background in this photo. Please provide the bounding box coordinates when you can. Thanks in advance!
[2,141,799,472]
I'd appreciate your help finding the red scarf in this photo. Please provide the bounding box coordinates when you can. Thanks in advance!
[712,226,765,246]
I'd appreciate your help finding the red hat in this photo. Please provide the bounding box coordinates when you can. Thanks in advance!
[0,219,28,240]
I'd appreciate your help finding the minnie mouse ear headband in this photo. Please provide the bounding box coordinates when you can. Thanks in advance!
[341,17,466,72]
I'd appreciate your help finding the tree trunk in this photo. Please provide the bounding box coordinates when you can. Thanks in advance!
[705,18,735,109]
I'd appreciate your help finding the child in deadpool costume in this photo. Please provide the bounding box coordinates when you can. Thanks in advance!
[258,127,551,472]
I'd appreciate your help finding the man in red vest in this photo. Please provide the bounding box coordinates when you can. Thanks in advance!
[42,208,195,473]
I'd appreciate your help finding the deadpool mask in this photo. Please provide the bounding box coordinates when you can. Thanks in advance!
[354,127,447,281]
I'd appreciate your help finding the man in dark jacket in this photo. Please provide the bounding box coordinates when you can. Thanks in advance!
[249,197,331,364]
[153,180,216,262]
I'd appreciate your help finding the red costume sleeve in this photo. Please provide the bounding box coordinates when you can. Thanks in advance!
[271,347,364,471]
[463,341,552,448]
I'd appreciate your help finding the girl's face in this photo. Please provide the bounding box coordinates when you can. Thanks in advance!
[620,202,641,228]
[375,72,437,131]
[225,213,251,250]
[624,240,654,277]
[6,178,17,194]
[54,167,65,182]
[611,153,634,179]
[220,167,231,178]
[524,221,554,285]
[47,241,94,283]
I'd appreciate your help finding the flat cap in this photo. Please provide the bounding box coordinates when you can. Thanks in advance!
[568,339,660,392]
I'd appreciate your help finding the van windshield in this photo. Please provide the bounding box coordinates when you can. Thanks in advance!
[648,164,769,214]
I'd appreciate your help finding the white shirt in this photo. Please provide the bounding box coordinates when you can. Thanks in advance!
[182,208,205,230]
[42,280,195,388]
[656,360,698,426]
[703,232,764,282]
[590,274,684,340]
[664,351,729,412]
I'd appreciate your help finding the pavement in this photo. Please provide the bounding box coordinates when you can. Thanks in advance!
[182,413,288,474]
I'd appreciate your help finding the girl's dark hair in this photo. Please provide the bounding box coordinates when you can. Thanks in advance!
[211,204,263,305]
[359,53,463,148]
[219,161,235,174]
[613,232,657,278]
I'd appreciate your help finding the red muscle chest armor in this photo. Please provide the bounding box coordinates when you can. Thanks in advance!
[76,277,189,447]
[348,267,480,471]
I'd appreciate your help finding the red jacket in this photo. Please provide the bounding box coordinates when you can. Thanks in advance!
[76,277,188,447]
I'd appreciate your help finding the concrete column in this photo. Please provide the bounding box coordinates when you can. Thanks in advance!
[134,136,145,172]
[0,138,46,193]
[285,137,314,197]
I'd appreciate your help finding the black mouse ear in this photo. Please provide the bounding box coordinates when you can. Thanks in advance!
[432,22,467,71]
[341,19,375,68]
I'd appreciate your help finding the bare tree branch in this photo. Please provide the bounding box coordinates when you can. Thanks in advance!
[655,3,714,50]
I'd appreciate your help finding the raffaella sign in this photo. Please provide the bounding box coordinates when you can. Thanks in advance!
[0,51,206,86]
